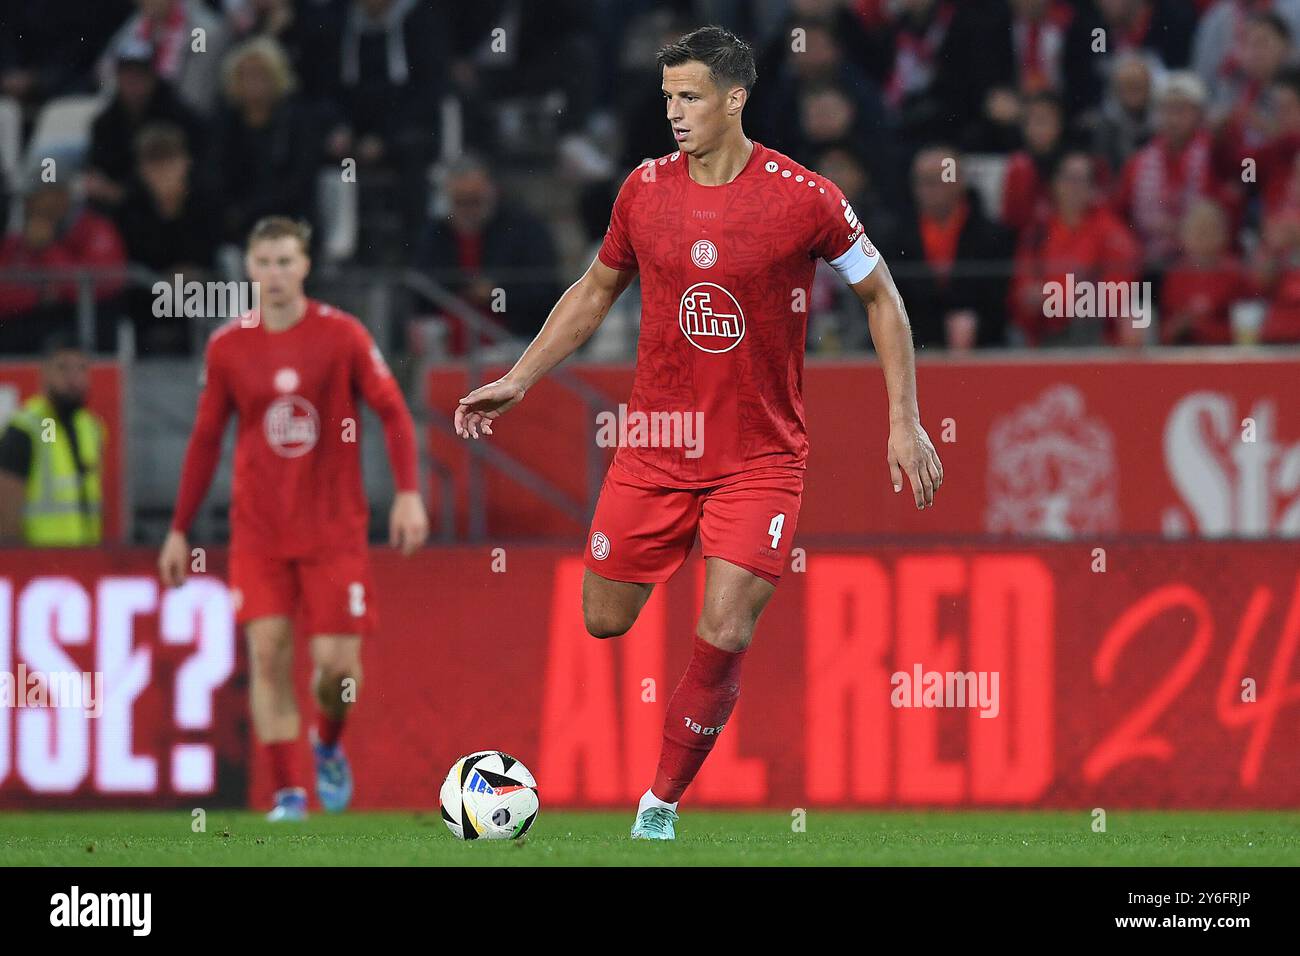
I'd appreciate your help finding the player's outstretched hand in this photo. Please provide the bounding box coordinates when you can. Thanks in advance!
[158,529,189,588]
[455,377,525,439]
[888,419,944,510]
[390,491,429,556]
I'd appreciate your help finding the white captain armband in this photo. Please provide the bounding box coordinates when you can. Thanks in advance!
[827,233,881,284]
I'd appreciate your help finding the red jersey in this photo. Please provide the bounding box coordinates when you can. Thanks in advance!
[597,141,878,487]
[170,299,418,557]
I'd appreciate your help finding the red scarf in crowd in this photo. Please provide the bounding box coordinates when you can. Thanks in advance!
[135,0,188,79]
[885,2,955,109]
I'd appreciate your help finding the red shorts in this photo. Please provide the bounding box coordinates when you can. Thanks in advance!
[583,462,803,586]
[228,549,376,636]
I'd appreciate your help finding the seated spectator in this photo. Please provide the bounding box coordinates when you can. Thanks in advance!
[877,0,1010,148]
[1002,92,1068,235]
[1113,72,1228,271]
[807,147,901,353]
[1006,0,1076,97]
[1193,0,1300,108]
[1217,67,1300,219]
[963,0,1077,152]
[116,123,219,354]
[0,179,126,354]
[412,155,559,350]
[0,2,132,117]
[1253,206,1300,342]
[221,0,345,101]
[449,1,600,171]
[890,145,1014,349]
[323,0,446,241]
[1010,151,1142,346]
[209,37,321,246]
[84,36,205,212]
[100,0,231,116]
[1209,11,1294,152]
[1160,198,1252,344]
[1088,50,1159,177]
[1064,0,1198,118]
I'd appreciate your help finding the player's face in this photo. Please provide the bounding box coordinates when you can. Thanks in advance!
[245,237,310,306]
[663,62,743,155]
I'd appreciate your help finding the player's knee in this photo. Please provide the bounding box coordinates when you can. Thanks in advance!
[696,614,753,653]
[247,639,290,682]
[315,658,360,695]
[584,606,635,639]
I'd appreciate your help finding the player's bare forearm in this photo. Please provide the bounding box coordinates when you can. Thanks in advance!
[852,261,920,424]
[504,258,636,391]
[456,259,635,439]
[851,260,943,507]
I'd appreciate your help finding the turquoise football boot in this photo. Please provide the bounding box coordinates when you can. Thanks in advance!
[630,806,678,840]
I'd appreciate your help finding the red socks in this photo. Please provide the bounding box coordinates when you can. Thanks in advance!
[316,713,346,750]
[652,637,746,803]
[266,741,299,792]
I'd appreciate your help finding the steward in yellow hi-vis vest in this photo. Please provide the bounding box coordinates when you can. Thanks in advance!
[11,396,106,545]
[0,341,106,547]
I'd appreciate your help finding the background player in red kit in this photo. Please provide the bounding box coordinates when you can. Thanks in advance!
[158,217,428,821]
[455,27,944,840]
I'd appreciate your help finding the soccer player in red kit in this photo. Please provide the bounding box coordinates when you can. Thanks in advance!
[158,217,428,821]
[455,27,944,839]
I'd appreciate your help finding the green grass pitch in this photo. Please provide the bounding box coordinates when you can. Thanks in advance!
[3,810,1299,866]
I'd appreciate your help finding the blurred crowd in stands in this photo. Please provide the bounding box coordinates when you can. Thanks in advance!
[0,0,1299,358]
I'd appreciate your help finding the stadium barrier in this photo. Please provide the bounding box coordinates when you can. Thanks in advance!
[2,544,1297,810]
[428,350,1300,541]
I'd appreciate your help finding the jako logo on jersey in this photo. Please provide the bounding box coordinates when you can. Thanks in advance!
[679,282,745,353]
[691,239,717,268]
[590,531,610,560]
[683,716,725,736]
[263,395,320,457]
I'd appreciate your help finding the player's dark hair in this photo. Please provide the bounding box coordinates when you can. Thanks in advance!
[657,25,757,93]
[246,216,312,255]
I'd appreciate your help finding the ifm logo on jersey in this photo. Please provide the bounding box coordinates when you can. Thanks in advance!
[594,404,704,459]
[680,282,745,353]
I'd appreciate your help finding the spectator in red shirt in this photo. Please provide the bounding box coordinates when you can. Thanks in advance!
[1002,91,1067,235]
[1249,68,1300,216]
[1010,151,1143,345]
[1253,206,1300,341]
[0,180,127,353]
[1160,198,1253,344]
[1114,72,1225,271]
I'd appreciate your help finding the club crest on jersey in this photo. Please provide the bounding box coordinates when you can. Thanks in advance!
[679,282,745,353]
[691,239,717,269]
[273,367,300,393]
[263,395,320,458]
[590,531,610,560]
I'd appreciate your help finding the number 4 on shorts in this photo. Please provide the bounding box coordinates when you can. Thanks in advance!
[768,513,785,549]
